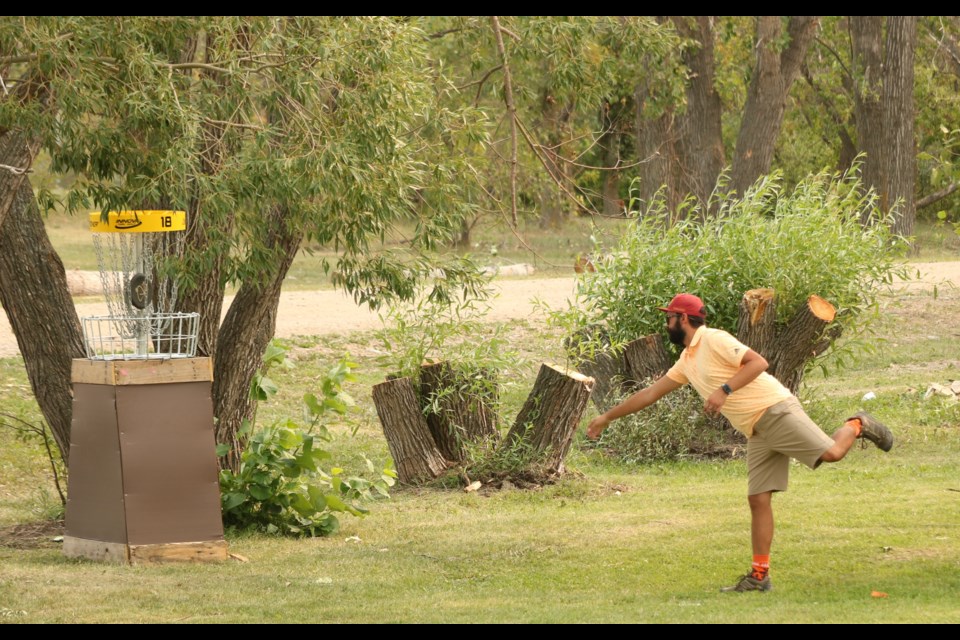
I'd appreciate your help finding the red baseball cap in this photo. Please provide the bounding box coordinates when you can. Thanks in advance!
[658,293,706,318]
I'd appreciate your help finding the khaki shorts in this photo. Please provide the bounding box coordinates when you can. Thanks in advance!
[747,397,834,496]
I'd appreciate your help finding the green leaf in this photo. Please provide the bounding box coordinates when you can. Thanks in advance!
[307,485,328,511]
[323,494,349,512]
[249,485,273,501]
[215,444,231,457]
[222,493,247,510]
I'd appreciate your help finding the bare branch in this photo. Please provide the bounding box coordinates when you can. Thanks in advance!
[164,62,232,74]
[499,25,522,43]
[427,27,464,39]
[0,163,32,176]
[455,64,503,106]
[814,35,852,82]
[0,413,66,506]
[917,182,960,209]
[468,167,564,268]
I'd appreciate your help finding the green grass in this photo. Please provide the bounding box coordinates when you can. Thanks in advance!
[0,218,957,623]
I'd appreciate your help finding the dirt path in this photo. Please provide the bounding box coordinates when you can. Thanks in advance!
[1,262,957,359]
[0,277,581,358]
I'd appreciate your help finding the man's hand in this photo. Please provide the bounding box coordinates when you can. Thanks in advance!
[704,388,728,417]
[586,414,611,440]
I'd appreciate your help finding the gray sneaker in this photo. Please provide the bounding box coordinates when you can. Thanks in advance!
[720,572,772,592]
[851,411,894,452]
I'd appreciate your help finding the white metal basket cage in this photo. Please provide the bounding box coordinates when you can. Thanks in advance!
[82,312,200,360]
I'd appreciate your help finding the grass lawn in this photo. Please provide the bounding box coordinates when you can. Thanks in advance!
[0,219,957,623]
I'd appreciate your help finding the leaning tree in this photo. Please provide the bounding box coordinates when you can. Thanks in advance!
[0,17,489,468]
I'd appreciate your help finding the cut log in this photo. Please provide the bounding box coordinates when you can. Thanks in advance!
[736,288,777,360]
[770,294,836,393]
[622,334,673,384]
[566,326,624,412]
[505,364,594,475]
[419,361,498,463]
[372,377,449,484]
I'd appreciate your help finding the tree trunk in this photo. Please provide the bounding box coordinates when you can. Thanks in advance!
[212,206,302,471]
[851,17,886,216]
[769,294,836,393]
[670,16,725,207]
[731,16,819,195]
[599,100,623,217]
[0,131,41,231]
[852,17,917,237]
[634,91,680,210]
[622,333,673,385]
[882,16,917,239]
[736,288,778,361]
[0,182,84,460]
[373,376,449,484]
[504,364,594,475]
[172,32,239,358]
[538,92,575,228]
[419,361,498,463]
[176,205,232,358]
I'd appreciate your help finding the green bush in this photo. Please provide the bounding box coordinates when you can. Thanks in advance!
[592,385,741,463]
[572,169,909,368]
[219,351,395,536]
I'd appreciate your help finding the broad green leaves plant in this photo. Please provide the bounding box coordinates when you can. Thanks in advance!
[220,348,394,537]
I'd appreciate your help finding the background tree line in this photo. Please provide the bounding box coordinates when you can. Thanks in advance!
[1,16,956,469]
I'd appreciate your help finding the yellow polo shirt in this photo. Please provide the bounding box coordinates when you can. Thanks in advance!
[665,326,792,437]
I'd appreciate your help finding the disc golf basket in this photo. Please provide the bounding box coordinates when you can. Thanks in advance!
[83,210,198,359]
[64,211,226,565]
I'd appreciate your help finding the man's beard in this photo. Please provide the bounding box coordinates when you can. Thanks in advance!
[667,324,686,346]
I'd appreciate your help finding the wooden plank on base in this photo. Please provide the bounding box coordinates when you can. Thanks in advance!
[128,540,229,564]
[63,536,130,563]
[72,358,213,386]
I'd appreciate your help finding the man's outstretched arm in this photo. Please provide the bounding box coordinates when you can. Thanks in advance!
[586,375,683,440]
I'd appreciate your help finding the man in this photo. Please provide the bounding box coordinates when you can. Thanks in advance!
[585,293,893,593]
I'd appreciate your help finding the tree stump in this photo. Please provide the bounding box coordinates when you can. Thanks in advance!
[505,364,594,475]
[770,294,836,393]
[622,334,673,385]
[567,326,624,412]
[419,361,499,463]
[372,377,449,484]
[736,288,777,360]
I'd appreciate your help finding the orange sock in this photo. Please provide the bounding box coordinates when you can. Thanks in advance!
[845,418,862,437]
[752,555,770,580]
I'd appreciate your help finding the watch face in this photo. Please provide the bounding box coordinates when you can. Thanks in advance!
[128,273,153,310]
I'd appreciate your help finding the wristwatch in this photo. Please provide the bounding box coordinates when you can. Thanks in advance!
[721,383,733,395]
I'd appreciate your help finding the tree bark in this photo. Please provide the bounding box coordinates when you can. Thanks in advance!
[731,17,820,195]
[0,132,41,232]
[851,17,917,237]
[769,294,836,393]
[634,84,681,210]
[882,16,917,238]
[172,27,240,358]
[670,16,725,207]
[567,326,625,413]
[419,361,499,463]
[736,288,778,361]
[851,16,887,217]
[504,364,594,475]
[212,206,302,471]
[622,333,673,385]
[537,90,576,229]
[373,376,449,484]
[599,100,624,217]
[0,182,84,460]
